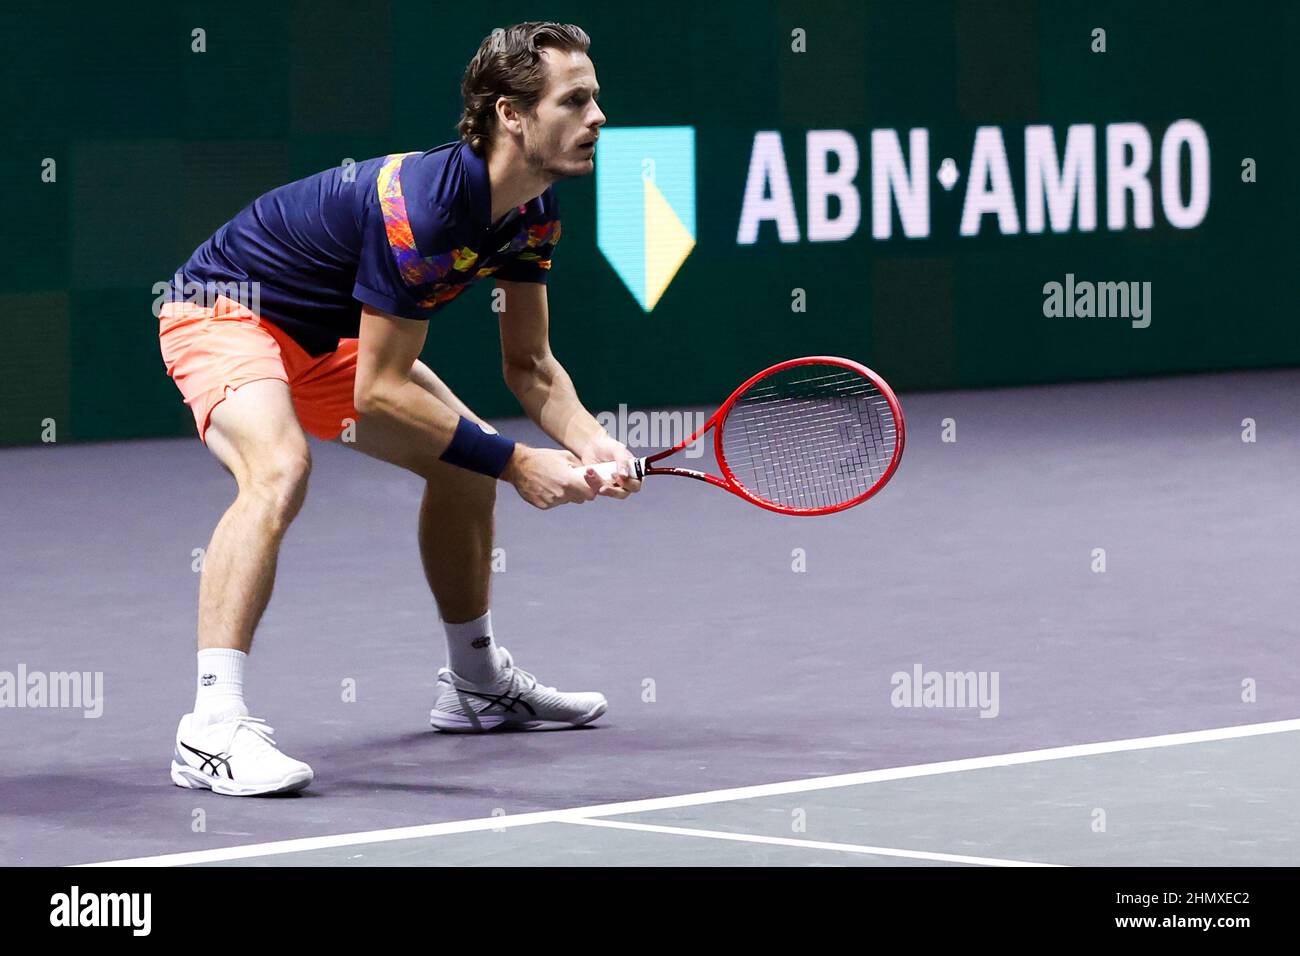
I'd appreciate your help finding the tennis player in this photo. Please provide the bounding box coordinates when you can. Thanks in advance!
[159,22,635,796]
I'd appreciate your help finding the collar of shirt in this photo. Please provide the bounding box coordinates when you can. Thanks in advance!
[462,142,492,234]
[462,142,527,235]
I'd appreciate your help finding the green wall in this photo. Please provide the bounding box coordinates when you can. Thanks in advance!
[1,0,1294,446]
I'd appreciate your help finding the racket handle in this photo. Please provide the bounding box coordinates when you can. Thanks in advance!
[574,458,645,482]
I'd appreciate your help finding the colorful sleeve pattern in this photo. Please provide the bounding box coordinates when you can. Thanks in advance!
[375,152,562,306]
[377,153,480,307]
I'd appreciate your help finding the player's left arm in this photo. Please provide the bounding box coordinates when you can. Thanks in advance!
[497,279,640,496]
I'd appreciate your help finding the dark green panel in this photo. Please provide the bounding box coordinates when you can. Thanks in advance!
[71,139,183,290]
[289,0,393,136]
[0,293,71,444]
[67,289,194,443]
[0,145,70,292]
[177,2,292,139]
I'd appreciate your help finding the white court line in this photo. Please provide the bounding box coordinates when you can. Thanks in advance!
[563,818,1060,867]
[78,717,1300,867]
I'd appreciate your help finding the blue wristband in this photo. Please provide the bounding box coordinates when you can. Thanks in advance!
[439,416,517,478]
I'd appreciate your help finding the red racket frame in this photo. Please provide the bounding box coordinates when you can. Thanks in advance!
[636,355,906,516]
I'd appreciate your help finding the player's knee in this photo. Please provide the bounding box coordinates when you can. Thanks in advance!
[243,446,312,529]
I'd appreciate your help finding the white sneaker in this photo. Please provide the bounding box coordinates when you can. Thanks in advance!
[171,708,313,796]
[429,647,608,732]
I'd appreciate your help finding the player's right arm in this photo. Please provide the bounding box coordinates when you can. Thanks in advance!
[354,305,600,509]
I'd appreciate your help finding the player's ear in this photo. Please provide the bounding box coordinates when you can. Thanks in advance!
[495,96,525,136]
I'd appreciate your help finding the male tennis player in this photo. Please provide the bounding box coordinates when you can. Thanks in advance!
[158,22,635,796]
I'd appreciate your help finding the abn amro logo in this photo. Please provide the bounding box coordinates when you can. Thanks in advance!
[596,127,696,312]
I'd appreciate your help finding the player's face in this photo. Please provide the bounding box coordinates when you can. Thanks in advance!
[520,49,604,180]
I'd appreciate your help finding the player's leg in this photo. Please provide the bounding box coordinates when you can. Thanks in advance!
[341,361,497,626]
[330,359,607,730]
[200,378,313,653]
[159,299,314,794]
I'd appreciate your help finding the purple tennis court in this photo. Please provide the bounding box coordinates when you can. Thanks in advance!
[4,370,1297,866]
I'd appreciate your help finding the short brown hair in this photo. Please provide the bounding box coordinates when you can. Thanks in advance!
[458,22,592,155]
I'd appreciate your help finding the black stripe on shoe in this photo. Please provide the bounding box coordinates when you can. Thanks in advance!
[181,741,234,779]
[456,688,537,717]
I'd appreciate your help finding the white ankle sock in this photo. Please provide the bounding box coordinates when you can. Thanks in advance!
[195,648,249,721]
[442,611,503,684]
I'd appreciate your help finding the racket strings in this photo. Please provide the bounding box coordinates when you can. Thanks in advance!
[720,365,898,510]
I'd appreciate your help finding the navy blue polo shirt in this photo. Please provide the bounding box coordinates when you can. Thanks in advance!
[171,142,561,355]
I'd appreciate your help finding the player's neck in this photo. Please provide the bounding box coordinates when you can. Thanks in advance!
[484,144,553,222]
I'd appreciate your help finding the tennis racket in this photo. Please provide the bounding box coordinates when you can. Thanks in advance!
[575,355,905,516]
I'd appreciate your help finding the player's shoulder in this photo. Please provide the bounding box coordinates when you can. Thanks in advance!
[414,141,478,195]
[363,143,461,203]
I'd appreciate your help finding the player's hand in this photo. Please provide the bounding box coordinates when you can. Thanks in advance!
[502,445,602,510]
[576,434,642,499]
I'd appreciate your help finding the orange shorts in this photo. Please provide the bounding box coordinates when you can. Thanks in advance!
[159,295,358,443]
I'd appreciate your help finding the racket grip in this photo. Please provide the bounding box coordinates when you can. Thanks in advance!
[574,458,645,482]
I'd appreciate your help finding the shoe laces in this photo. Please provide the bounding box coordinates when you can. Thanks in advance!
[224,715,278,752]
[494,649,554,695]
[506,664,554,695]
